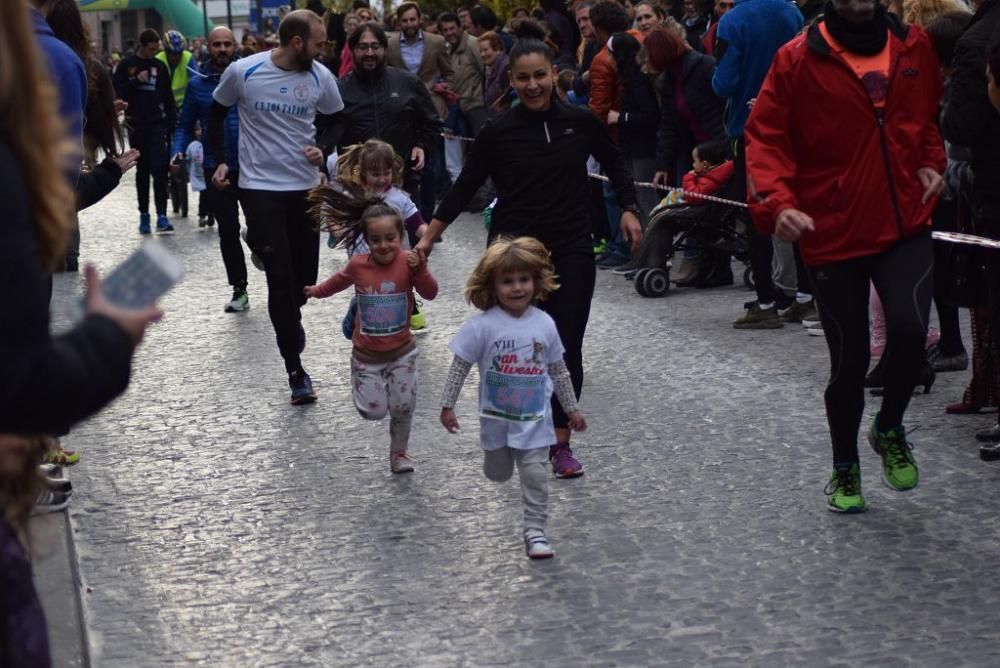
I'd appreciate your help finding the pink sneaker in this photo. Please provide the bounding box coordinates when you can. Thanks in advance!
[549,443,584,478]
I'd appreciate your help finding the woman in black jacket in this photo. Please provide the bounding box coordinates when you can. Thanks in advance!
[607,32,660,225]
[646,28,724,188]
[415,21,641,479]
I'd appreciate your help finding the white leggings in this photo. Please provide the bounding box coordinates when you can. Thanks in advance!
[351,348,418,453]
[483,446,548,532]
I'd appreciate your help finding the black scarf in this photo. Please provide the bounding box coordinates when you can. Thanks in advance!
[822,1,889,56]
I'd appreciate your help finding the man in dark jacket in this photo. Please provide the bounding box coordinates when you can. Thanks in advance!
[317,23,442,198]
[172,27,250,315]
[113,29,177,235]
[942,0,1000,460]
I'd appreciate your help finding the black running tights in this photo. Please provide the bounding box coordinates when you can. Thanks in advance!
[536,252,596,430]
[808,230,933,465]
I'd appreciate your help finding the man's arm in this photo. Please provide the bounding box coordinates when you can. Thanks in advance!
[171,82,199,157]
[711,30,743,100]
[158,61,176,128]
[588,52,614,124]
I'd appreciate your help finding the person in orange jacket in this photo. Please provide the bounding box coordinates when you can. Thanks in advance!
[745,0,946,514]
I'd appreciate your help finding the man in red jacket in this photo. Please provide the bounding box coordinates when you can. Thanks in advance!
[745,0,945,514]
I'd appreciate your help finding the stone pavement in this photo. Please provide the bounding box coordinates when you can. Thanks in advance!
[48,172,1000,666]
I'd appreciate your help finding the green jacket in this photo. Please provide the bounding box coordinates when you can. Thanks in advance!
[156,50,195,111]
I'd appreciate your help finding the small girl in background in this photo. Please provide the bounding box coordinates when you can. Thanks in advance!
[331,140,430,331]
[306,181,439,473]
[440,237,586,559]
[186,123,213,228]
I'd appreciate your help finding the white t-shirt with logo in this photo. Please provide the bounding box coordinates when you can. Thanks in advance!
[213,51,344,191]
[449,305,565,450]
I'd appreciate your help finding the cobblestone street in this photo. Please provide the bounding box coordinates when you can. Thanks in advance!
[52,173,1000,666]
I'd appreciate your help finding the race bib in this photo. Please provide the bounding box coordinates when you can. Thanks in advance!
[357,292,408,336]
[482,370,547,422]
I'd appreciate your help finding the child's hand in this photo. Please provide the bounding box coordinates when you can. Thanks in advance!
[441,408,460,433]
[567,411,587,432]
[303,285,317,299]
[407,250,424,271]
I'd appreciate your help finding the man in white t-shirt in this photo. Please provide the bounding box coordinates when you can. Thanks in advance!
[207,9,344,405]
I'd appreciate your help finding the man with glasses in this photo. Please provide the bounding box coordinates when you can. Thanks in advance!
[317,22,442,202]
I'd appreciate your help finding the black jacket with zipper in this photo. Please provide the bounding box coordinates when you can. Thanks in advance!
[433,98,638,256]
[616,71,660,159]
[942,1,1000,219]
[0,139,134,435]
[655,51,726,176]
[315,65,442,163]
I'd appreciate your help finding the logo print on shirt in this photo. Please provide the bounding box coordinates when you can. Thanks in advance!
[294,84,309,102]
[280,86,288,94]
[390,92,400,98]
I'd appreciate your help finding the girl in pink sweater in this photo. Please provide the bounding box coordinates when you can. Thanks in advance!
[306,183,439,473]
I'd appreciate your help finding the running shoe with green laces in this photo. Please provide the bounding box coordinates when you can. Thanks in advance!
[410,299,427,331]
[593,239,608,256]
[867,417,919,491]
[825,463,866,513]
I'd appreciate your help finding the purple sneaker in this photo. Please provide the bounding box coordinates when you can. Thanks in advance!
[549,442,584,478]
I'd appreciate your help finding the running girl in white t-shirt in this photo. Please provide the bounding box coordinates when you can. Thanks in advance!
[440,237,587,559]
[306,182,438,473]
[332,140,430,334]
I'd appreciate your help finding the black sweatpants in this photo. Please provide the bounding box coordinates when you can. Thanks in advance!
[130,124,169,216]
[240,189,319,374]
[808,230,933,465]
[535,251,596,430]
[733,135,777,304]
[205,168,246,291]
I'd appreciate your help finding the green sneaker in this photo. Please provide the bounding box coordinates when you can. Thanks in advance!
[410,299,427,331]
[867,417,919,491]
[825,463,866,513]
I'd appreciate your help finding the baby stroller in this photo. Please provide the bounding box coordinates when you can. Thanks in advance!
[632,179,751,298]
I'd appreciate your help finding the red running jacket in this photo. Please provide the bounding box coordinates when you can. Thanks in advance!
[745,16,946,267]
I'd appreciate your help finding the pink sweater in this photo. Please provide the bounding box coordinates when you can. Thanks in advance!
[312,251,438,357]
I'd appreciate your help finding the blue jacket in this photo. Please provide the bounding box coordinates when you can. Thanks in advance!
[711,0,802,137]
[32,9,87,157]
[172,61,239,170]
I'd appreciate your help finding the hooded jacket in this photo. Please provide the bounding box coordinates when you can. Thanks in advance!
[712,0,803,138]
[745,14,946,267]
[172,60,240,170]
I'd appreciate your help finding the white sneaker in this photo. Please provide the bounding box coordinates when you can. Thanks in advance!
[390,450,414,474]
[807,322,825,336]
[524,529,555,559]
[802,315,822,328]
[31,489,70,515]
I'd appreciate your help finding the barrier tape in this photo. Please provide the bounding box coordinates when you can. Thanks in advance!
[442,132,1000,250]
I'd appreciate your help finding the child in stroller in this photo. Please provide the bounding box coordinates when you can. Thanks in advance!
[629,140,743,298]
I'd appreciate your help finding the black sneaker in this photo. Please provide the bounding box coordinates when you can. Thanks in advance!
[43,476,73,495]
[31,489,70,515]
[289,370,317,405]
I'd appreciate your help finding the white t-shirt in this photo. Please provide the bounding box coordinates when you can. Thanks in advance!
[449,305,565,450]
[349,187,419,256]
[213,51,344,191]
[186,140,206,191]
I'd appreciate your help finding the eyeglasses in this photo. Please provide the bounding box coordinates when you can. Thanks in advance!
[355,43,384,52]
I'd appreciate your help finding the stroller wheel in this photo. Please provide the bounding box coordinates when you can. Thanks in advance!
[642,268,670,298]
[634,268,651,297]
[743,266,755,290]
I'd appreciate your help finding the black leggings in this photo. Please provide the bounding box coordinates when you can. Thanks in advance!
[536,251,596,430]
[240,189,319,374]
[808,230,933,465]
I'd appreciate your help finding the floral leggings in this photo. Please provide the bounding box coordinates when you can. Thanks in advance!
[351,348,418,453]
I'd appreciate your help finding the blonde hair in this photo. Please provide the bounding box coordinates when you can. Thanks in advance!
[335,139,404,187]
[0,0,75,270]
[464,237,560,311]
[902,0,971,26]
